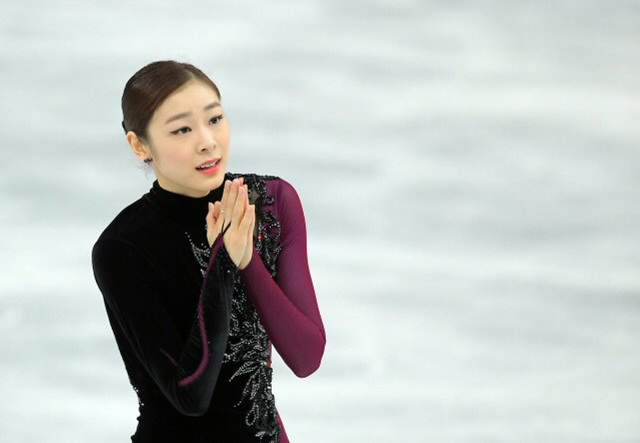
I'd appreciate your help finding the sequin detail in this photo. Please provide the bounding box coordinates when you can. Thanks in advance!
[186,172,282,442]
[186,231,211,276]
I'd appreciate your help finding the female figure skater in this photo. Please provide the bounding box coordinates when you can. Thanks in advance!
[91,60,326,442]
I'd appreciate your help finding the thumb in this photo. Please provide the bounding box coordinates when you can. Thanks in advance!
[206,202,215,229]
[206,202,224,246]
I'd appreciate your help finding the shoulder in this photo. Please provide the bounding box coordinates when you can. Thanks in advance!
[95,196,149,243]
[92,194,162,264]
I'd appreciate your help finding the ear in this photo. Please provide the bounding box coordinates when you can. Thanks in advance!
[126,131,151,162]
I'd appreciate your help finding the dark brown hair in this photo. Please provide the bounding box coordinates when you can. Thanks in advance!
[121,60,221,141]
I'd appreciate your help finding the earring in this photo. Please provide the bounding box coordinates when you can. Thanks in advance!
[143,158,153,164]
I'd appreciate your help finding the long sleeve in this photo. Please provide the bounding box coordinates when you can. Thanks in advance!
[238,179,326,377]
[91,232,237,416]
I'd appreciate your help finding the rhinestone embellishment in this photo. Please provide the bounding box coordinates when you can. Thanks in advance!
[186,172,282,442]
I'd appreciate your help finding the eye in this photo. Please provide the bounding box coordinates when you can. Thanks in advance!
[171,126,191,136]
[170,115,223,135]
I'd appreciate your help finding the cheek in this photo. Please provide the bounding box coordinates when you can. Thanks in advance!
[221,134,230,150]
[220,127,231,149]
[164,140,186,157]
[154,144,191,167]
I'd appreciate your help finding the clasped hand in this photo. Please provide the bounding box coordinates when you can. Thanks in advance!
[206,178,255,270]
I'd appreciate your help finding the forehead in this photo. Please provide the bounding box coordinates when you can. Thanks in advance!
[155,80,220,116]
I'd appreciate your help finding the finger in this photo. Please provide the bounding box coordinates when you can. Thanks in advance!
[220,180,234,229]
[247,204,255,237]
[212,201,221,230]
[240,203,254,233]
[206,202,214,226]
[219,181,232,233]
[216,200,228,234]
[225,179,240,217]
[240,185,248,210]
[206,202,215,244]
[219,179,230,215]
[232,185,247,224]
[222,179,241,232]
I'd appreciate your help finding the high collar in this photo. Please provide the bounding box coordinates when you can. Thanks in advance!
[144,174,231,227]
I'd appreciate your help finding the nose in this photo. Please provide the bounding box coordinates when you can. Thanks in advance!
[198,128,217,152]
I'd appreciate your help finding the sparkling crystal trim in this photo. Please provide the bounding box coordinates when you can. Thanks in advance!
[186,172,282,442]
[186,231,211,276]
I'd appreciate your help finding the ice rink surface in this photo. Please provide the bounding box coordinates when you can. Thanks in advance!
[0,1,639,441]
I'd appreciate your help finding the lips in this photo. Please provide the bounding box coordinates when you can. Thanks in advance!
[196,158,221,170]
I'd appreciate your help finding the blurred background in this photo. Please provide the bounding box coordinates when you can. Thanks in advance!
[1,0,639,441]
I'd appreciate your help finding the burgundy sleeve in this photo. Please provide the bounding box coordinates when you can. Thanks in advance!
[238,178,326,377]
[91,232,237,416]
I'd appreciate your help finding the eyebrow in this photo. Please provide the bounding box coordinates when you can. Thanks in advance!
[164,102,221,125]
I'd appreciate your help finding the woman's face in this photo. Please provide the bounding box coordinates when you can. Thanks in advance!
[139,80,230,197]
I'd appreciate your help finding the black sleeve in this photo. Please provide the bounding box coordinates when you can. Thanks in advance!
[91,232,237,417]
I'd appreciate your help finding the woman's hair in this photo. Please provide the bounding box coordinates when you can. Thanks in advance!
[121,60,221,142]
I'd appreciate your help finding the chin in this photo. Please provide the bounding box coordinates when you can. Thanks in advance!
[203,172,226,190]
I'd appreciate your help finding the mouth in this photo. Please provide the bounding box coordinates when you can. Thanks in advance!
[196,158,221,170]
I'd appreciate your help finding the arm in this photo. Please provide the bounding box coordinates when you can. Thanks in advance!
[238,179,326,377]
[91,232,237,416]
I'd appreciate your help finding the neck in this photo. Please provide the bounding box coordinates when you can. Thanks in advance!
[144,173,229,227]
